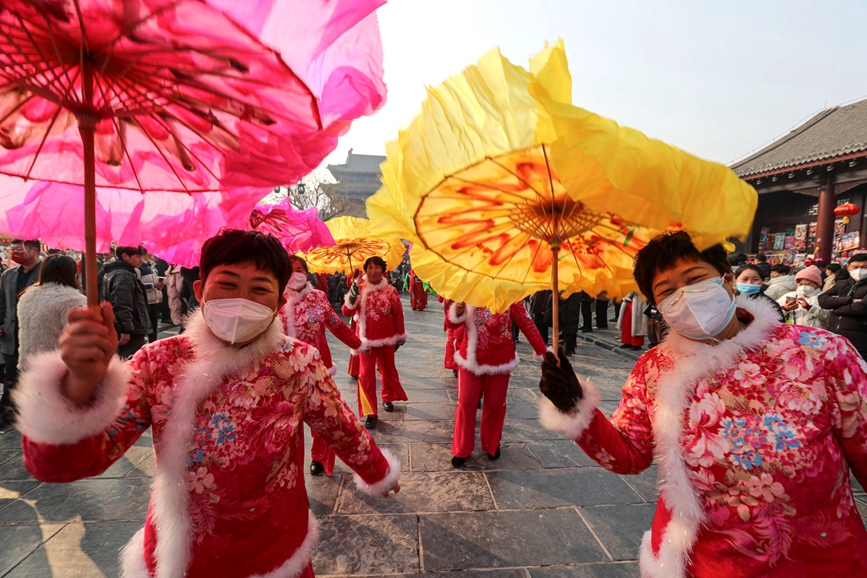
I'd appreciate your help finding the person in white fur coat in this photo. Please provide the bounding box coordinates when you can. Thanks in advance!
[14,230,400,578]
[16,254,86,372]
[538,231,867,578]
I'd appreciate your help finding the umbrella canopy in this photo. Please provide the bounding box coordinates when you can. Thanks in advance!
[250,197,335,253]
[367,41,757,352]
[0,0,386,303]
[302,216,404,274]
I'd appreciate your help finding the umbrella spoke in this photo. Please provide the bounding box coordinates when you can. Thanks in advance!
[485,153,549,202]
[440,174,538,205]
[16,15,69,99]
[24,100,65,180]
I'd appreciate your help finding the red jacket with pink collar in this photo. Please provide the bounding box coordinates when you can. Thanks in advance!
[447,302,547,375]
[342,278,407,349]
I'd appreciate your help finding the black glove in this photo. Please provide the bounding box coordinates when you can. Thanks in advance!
[539,349,583,413]
[394,340,405,352]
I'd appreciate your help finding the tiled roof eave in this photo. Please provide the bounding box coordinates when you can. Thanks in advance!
[736,148,867,180]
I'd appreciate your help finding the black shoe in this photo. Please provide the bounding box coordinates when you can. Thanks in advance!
[451,455,467,468]
[309,461,325,476]
[596,324,608,330]
[630,345,643,351]
[365,415,378,429]
[487,447,501,461]
[619,343,633,349]
[383,402,394,412]
[565,349,575,356]
[581,327,592,333]
[452,369,458,377]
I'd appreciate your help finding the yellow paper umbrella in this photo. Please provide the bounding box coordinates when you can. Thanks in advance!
[303,216,405,275]
[367,41,757,354]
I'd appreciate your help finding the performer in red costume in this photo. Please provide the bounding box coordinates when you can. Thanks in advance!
[447,300,548,467]
[409,269,428,311]
[342,256,408,429]
[539,231,867,578]
[438,296,458,377]
[14,230,400,578]
[280,256,361,477]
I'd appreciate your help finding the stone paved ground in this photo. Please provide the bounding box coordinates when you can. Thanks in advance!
[1,296,865,577]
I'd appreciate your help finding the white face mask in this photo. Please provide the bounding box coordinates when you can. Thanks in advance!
[202,298,276,345]
[851,268,867,282]
[658,276,736,341]
[796,285,819,298]
[288,272,308,291]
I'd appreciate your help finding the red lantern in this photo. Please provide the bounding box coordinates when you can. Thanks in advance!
[834,203,861,224]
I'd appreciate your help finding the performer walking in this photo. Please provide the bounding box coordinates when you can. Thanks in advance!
[14,230,400,578]
[439,296,458,377]
[447,300,548,467]
[408,269,428,311]
[342,256,408,429]
[281,256,362,477]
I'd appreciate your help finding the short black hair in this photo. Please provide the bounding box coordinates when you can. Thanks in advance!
[756,253,767,262]
[11,239,41,251]
[726,251,747,267]
[826,263,842,273]
[36,254,79,290]
[633,231,730,305]
[115,245,143,259]
[364,256,387,272]
[735,264,766,281]
[290,255,309,274]
[850,253,867,264]
[200,229,290,293]
[771,264,791,275]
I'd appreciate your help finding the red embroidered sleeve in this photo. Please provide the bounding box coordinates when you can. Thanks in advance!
[576,361,655,475]
[824,334,867,488]
[22,347,155,483]
[322,293,362,349]
[510,302,547,356]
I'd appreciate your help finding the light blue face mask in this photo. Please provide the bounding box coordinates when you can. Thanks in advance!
[736,283,761,295]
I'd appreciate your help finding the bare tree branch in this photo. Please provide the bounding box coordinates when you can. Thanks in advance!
[269,172,349,221]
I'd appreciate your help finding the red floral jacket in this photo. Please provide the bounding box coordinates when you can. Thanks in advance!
[281,283,361,371]
[447,302,548,375]
[342,277,407,349]
[14,314,400,578]
[540,295,867,578]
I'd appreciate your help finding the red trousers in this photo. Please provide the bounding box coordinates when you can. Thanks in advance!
[347,352,360,378]
[452,369,510,458]
[444,328,457,369]
[620,301,645,347]
[358,346,408,416]
[411,285,428,310]
[310,432,336,475]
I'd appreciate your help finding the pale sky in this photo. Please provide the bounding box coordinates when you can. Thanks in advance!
[323,0,867,170]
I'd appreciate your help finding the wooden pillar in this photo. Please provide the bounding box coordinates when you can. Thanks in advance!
[815,174,836,263]
[860,190,867,250]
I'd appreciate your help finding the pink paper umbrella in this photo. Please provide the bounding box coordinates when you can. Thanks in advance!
[0,0,386,305]
[250,197,336,253]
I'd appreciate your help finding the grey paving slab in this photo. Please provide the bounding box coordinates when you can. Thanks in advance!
[313,514,419,575]
[852,473,865,495]
[123,454,155,478]
[420,509,608,571]
[579,504,655,561]
[367,419,453,445]
[486,469,643,509]
[338,471,494,514]
[305,472,343,517]
[405,402,457,421]
[858,499,867,526]
[410,443,542,472]
[0,431,21,451]
[528,562,640,578]
[1,478,151,524]
[0,455,33,482]
[619,466,658,503]
[0,522,64,576]
[335,571,531,578]
[0,481,42,514]
[94,447,153,480]
[501,419,562,442]
[3,521,142,578]
[526,439,599,468]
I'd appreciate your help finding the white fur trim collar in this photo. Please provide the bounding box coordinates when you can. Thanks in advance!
[352,279,406,348]
[282,283,314,339]
[151,311,286,578]
[640,294,781,577]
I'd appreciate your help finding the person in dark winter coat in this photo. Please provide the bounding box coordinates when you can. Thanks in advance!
[559,292,583,355]
[529,290,552,344]
[101,246,150,358]
[818,253,867,357]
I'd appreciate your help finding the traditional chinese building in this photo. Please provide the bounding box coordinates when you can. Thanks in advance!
[732,98,867,264]
[323,149,386,218]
